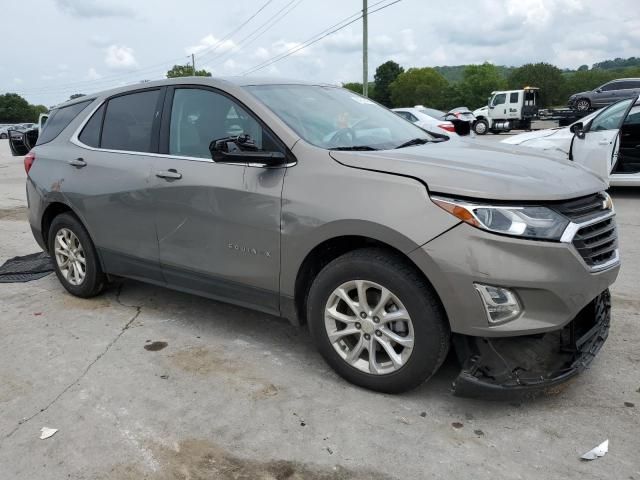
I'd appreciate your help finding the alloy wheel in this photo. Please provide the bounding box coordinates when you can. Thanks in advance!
[576,99,590,111]
[324,280,415,375]
[54,228,87,286]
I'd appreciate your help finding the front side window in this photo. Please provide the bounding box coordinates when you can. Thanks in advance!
[101,89,160,152]
[246,84,434,150]
[589,97,634,131]
[169,88,280,159]
[492,93,506,106]
[36,100,90,145]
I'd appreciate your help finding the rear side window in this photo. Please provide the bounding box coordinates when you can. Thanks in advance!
[78,104,105,147]
[36,100,91,145]
[101,89,160,152]
[509,92,519,103]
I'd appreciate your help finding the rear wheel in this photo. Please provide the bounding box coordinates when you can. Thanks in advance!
[307,248,450,393]
[575,98,591,111]
[473,119,488,135]
[0,133,7,139]
[48,213,105,298]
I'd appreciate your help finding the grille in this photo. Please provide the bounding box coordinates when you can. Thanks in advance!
[553,193,618,269]
[553,193,607,223]
[572,217,617,268]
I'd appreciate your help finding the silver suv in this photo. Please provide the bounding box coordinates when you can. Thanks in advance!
[20,78,619,396]
[569,78,640,111]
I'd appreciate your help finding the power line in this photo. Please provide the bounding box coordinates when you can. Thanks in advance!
[198,0,303,71]
[11,0,276,96]
[240,0,401,76]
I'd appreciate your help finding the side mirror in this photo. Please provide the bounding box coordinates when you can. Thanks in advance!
[595,88,602,93]
[210,136,287,167]
[570,122,585,139]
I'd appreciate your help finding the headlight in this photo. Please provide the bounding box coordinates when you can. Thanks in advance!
[432,196,569,240]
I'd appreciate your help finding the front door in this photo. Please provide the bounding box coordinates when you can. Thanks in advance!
[151,86,286,314]
[571,96,637,184]
[614,104,640,175]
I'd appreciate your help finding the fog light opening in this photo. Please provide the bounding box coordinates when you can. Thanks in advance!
[474,284,522,324]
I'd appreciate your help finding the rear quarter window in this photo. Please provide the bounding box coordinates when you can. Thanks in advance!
[36,100,92,145]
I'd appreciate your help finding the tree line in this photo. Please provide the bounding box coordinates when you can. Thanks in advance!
[344,58,640,111]
[0,94,48,123]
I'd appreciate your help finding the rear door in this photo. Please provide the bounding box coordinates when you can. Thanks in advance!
[151,86,286,314]
[570,96,637,183]
[506,91,521,120]
[67,88,164,281]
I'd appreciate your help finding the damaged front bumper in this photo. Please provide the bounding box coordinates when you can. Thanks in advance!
[452,290,611,399]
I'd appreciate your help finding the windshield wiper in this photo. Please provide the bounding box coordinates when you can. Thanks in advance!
[329,145,378,151]
[395,138,431,149]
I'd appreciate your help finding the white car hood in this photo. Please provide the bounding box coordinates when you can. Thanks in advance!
[500,127,573,160]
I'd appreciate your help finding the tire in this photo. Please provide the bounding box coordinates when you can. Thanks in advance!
[307,248,450,393]
[48,212,106,298]
[575,98,591,111]
[473,119,488,135]
[0,133,7,139]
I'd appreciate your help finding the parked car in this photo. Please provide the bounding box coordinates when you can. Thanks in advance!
[17,77,619,396]
[0,125,15,139]
[392,107,458,135]
[568,78,640,112]
[502,96,640,186]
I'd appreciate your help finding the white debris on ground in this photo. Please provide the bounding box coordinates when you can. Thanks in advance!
[581,439,609,460]
[39,427,58,440]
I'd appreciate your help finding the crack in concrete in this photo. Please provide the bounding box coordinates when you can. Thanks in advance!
[3,284,142,440]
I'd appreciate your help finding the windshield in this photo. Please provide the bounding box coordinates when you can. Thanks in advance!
[246,84,433,150]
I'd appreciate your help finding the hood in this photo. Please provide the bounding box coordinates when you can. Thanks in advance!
[570,90,592,98]
[500,127,565,145]
[329,139,606,201]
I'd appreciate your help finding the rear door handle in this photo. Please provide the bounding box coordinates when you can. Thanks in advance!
[155,169,182,180]
[598,140,610,145]
[68,158,87,168]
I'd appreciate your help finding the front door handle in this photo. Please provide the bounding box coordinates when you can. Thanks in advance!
[155,169,182,180]
[598,140,611,145]
[68,158,87,168]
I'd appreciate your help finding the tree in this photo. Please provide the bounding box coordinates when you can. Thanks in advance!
[457,63,507,109]
[577,64,589,72]
[166,64,212,78]
[0,93,36,122]
[372,60,404,107]
[389,68,448,109]
[508,62,565,107]
[342,82,375,98]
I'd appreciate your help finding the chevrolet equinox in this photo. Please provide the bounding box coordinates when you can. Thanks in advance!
[20,78,619,396]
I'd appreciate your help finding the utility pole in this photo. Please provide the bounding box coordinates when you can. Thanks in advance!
[362,0,368,97]
[191,53,196,75]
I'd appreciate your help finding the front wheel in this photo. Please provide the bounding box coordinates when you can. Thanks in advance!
[307,248,450,393]
[48,213,106,298]
[473,119,488,135]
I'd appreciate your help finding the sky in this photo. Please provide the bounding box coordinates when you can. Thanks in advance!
[1,0,639,107]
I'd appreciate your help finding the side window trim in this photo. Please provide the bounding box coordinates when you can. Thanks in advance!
[158,84,290,162]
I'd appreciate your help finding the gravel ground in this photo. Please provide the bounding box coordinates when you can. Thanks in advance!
[0,137,638,479]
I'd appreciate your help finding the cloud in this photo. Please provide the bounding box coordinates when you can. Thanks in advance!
[185,34,237,56]
[104,45,138,70]
[85,67,102,80]
[54,0,134,18]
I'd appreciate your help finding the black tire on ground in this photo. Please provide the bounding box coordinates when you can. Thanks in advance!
[306,248,451,393]
[48,212,106,298]
[0,133,7,139]
[473,119,488,135]
[575,98,591,111]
